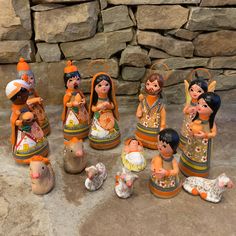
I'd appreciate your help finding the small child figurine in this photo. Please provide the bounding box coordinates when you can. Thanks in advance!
[149,128,181,198]
[62,61,89,140]
[5,80,49,164]
[179,92,221,177]
[135,73,166,149]
[17,58,50,136]
[121,137,146,172]
[88,72,120,149]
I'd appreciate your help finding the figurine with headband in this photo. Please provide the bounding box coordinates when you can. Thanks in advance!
[135,62,170,150]
[62,60,89,141]
[5,80,49,164]
[88,62,120,150]
[17,57,50,136]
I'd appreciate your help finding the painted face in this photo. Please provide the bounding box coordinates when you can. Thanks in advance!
[157,138,173,157]
[27,75,35,88]
[66,76,80,90]
[95,80,110,95]
[146,80,160,95]
[129,140,139,151]
[189,84,204,100]
[197,98,213,116]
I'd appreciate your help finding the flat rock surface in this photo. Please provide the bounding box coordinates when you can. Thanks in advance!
[0,102,236,235]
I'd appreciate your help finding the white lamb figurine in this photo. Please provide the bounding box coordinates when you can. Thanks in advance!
[115,168,138,199]
[85,163,107,191]
[183,173,234,203]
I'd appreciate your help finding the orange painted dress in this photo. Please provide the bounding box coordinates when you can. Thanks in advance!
[62,89,89,140]
[149,155,181,198]
[135,97,166,149]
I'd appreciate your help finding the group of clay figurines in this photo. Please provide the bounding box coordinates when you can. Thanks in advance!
[5,59,233,202]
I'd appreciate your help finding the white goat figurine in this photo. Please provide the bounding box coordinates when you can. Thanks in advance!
[85,163,107,191]
[115,168,138,199]
[183,173,234,203]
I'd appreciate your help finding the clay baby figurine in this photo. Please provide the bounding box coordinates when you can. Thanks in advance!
[183,173,233,203]
[149,128,181,198]
[62,60,89,140]
[17,58,50,136]
[88,72,120,149]
[179,92,221,177]
[115,168,138,199]
[63,137,87,174]
[24,155,55,195]
[5,80,49,164]
[121,137,146,172]
[135,73,166,149]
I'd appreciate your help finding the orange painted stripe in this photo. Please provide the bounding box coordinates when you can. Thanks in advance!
[90,139,120,150]
[179,162,209,178]
[135,131,157,142]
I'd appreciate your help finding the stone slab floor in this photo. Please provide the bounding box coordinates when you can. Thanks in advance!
[0,100,236,236]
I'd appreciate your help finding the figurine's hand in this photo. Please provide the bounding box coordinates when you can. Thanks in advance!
[66,102,73,108]
[156,168,166,179]
[136,110,143,118]
[103,102,110,109]
[189,107,196,114]
[16,120,23,126]
[72,101,79,107]
[194,131,206,138]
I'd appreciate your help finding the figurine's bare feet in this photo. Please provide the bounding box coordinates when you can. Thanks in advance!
[191,188,199,195]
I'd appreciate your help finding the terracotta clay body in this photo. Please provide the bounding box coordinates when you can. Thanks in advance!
[121,138,146,172]
[179,92,221,177]
[135,73,166,149]
[115,168,138,199]
[64,137,87,174]
[5,80,49,164]
[25,156,55,195]
[183,173,234,203]
[17,58,50,136]
[88,73,120,149]
[149,128,181,198]
[62,61,89,140]
[85,163,107,191]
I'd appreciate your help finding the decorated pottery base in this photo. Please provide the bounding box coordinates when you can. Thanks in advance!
[89,134,121,150]
[64,127,89,141]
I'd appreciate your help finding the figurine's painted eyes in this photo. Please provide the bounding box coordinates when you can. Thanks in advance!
[105,83,109,86]
[163,144,166,148]
[42,166,45,170]
[203,104,208,108]
[147,83,150,86]
[98,84,102,87]
[198,90,202,93]
[190,88,193,92]
[154,85,158,87]
[69,79,73,82]
[70,150,73,152]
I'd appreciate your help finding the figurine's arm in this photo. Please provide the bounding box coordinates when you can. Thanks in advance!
[136,103,143,118]
[151,156,162,172]
[183,104,190,114]
[62,93,71,122]
[160,106,166,130]
[166,159,179,177]
[206,123,217,139]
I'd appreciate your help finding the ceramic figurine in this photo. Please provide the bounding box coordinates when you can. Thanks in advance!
[135,73,166,149]
[62,60,89,140]
[5,80,49,164]
[24,155,55,195]
[149,128,181,198]
[183,173,234,203]
[85,163,107,191]
[115,168,138,199]
[121,137,146,172]
[88,72,120,149]
[179,92,221,177]
[17,58,50,136]
[63,137,87,174]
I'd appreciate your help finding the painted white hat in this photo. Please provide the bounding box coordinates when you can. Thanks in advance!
[5,80,29,99]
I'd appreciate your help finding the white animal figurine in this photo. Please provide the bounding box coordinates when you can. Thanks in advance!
[85,163,107,191]
[115,168,138,199]
[183,173,234,203]
[24,155,55,195]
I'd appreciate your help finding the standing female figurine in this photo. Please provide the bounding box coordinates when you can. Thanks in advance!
[62,61,89,140]
[135,73,166,149]
[17,57,50,136]
[149,128,181,198]
[179,79,208,152]
[179,92,221,177]
[88,72,120,149]
[5,80,49,164]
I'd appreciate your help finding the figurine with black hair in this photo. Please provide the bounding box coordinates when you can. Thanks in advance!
[62,61,89,141]
[149,128,181,198]
[88,72,120,149]
[5,80,49,164]
[179,92,221,177]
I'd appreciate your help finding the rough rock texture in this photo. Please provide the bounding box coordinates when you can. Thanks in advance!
[208,56,236,69]
[119,45,151,67]
[61,28,133,60]
[107,0,200,4]
[0,0,32,40]
[186,7,236,31]
[100,0,108,10]
[34,2,99,43]
[200,0,236,6]
[0,41,35,63]
[193,31,236,57]
[136,5,189,30]
[167,29,199,41]
[148,49,171,59]
[32,0,88,2]
[37,43,61,62]
[137,30,194,57]
[102,5,134,32]
[121,67,146,81]
[214,70,236,90]
[31,4,65,11]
